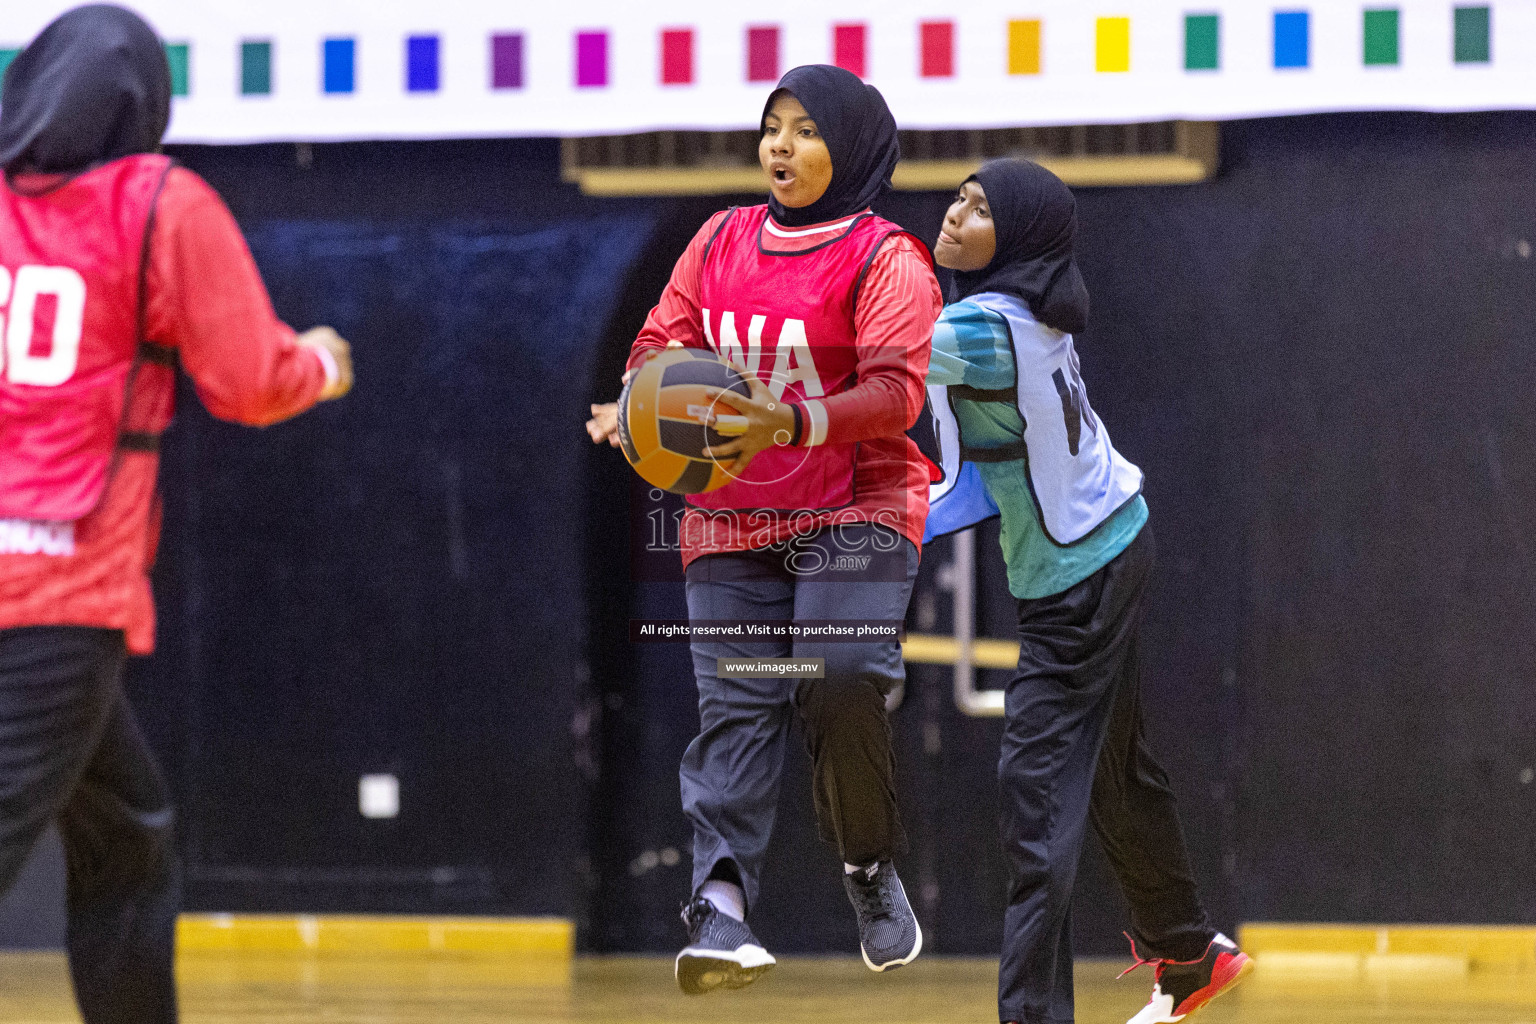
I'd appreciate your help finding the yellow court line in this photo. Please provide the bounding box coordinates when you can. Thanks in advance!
[178,915,574,955]
[1238,923,1536,971]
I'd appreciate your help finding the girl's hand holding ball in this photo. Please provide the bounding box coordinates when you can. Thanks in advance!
[699,368,796,475]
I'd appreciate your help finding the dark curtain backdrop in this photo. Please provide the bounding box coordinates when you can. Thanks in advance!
[114,114,1536,947]
[129,141,655,913]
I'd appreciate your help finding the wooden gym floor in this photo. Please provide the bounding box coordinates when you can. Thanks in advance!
[1,953,1534,1023]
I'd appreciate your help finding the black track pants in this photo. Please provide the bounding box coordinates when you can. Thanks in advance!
[0,626,180,1024]
[997,525,1213,1024]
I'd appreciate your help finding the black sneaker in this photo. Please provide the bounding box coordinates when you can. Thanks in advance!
[842,861,922,972]
[674,896,776,995]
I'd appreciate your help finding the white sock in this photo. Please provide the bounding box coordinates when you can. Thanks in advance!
[699,880,746,921]
[844,861,877,876]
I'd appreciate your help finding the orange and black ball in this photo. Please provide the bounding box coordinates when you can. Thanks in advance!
[617,348,750,495]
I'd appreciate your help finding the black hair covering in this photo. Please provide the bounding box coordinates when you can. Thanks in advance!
[761,64,900,228]
[0,5,171,176]
[951,158,1090,335]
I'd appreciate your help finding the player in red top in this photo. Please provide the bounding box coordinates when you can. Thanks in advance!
[0,9,351,1022]
[588,65,942,992]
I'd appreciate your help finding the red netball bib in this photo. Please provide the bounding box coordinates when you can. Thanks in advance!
[0,154,171,521]
[689,205,913,514]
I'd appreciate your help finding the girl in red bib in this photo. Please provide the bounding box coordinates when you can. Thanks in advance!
[0,10,350,1022]
[589,65,941,992]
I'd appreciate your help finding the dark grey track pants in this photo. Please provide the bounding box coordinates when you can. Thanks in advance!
[680,524,918,911]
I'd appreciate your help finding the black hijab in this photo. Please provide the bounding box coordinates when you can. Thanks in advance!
[951,158,1090,335]
[0,5,171,176]
[761,64,900,227]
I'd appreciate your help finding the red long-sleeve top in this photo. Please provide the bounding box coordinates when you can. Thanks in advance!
[628,210,943,565]
[0,167,329,653]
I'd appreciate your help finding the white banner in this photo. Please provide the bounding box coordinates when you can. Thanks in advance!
[1,1,1531,143]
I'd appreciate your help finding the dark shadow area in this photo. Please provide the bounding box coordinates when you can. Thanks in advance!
[0,828,65,950]
[133,139,656,915]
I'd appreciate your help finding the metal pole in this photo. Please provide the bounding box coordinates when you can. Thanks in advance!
[947,528,1005,716]
[952,528,975,713]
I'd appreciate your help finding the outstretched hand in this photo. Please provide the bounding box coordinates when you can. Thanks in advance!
[700,369,796,476]
[586,403,621,447]
[589,341,687,447]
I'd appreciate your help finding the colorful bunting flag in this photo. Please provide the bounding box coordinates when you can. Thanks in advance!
[1,3,1531,142]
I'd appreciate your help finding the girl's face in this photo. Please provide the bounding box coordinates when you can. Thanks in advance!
[935,180,997,271]
[760,94,833,209]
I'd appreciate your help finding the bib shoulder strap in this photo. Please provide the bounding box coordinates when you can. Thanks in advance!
[115,159,178,456]
[851,228,934,312]
[135,159,176,344]
[699,206,742,269]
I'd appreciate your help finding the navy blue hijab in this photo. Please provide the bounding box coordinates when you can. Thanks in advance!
[952,159,1090,336]
[761,65,900,228]
[0,5,171,175]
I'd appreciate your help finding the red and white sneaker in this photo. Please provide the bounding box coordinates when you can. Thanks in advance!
[1121,932,1253,1024]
